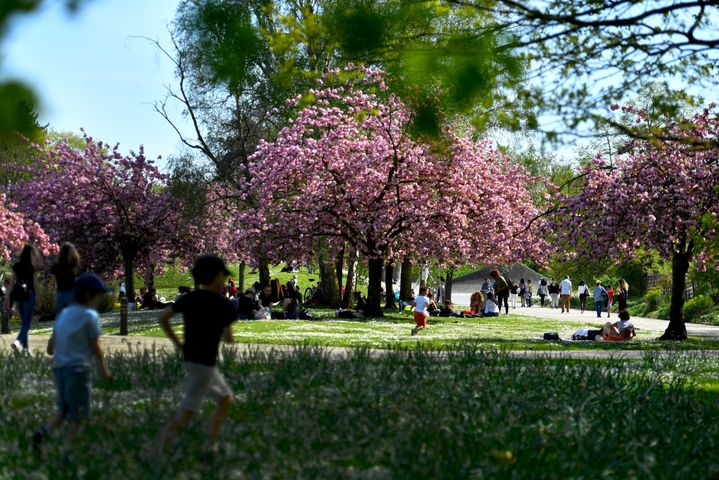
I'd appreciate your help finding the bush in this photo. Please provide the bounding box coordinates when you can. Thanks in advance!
[654,305,670,320]
[643,288,664,314]
[684,295,714,322]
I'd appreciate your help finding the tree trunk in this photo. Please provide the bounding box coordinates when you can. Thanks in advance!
[400,257,413,301]
[384,262,396,309]
[342,248,358,308]
[366,257,385,317]
[659,250,690,341]
[238,261,246,293]
[445,267,454,304]
[319,258,341,307]
[143,268,155,292]
[336,246,345,295]
[259,256,270,287]
[121,253,136,336]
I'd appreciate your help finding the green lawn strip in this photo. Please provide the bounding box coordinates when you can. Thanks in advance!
[2,347,719,478]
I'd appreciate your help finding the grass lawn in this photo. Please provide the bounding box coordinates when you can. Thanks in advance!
[24,308,719,352]
[2,347,719,479]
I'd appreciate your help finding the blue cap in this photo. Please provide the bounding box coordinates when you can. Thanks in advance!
[75,273,111,296]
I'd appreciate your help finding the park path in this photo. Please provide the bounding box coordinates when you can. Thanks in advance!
[1,333,715,361]
[510,304,719,337]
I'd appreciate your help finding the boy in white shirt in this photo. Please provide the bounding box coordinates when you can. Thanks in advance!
[411,287,430,336]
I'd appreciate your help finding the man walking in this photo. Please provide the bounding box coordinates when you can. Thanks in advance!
[560,275,573,313]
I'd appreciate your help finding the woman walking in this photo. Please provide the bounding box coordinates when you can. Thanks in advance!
[593,281,608,318]
[548,279,560,309]
[616,279,629,313]
[537,279,548,307]
[577,280,589,313]
[51,243,80,317]
[518,279,526,307]
[5,244,42,352]
[509,280,518,309]
[490,270,510,315]
[524,280,534,307]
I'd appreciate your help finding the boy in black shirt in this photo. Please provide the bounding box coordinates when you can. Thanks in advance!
[156,255,236,455]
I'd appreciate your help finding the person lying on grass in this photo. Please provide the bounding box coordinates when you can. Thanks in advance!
[156,254,237,457]
[411,287,431,336]
[33,273,113,455]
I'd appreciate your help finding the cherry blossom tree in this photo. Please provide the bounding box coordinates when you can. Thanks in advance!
[11,136,183,307]
[550,107,719,340]
[0,193,54,262]
[242,67,543,315]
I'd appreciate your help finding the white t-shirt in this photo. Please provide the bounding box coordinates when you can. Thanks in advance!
[577,284,588,295]
[484,300,500,314]
[617,320,634,332]
[414,295,430,313]
[560,278,572,295]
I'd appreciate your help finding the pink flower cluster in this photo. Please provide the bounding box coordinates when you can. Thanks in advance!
[0,193,54,261]
[239,67,544,267]
[550,107,719,267]
[8,136,183,279]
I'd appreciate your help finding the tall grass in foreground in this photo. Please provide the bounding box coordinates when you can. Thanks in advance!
[1,346,718,479]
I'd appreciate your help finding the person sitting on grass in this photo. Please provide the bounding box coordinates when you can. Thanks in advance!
[411,287,431,336]
[469,291,484,315]
[439,301,456,317]
[156,255,237,458]
[237,288,261,320]
[283,282,302,319]
[600,310,636,341]
[32,273,113,454]
[483,292,500,317]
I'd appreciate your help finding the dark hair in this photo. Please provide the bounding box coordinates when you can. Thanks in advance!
[419,286,428,295]
[619,310,630,321]
[191,255,230,285]
[490,270,500,279]
[18,243,42,271]
[56,242,80,275]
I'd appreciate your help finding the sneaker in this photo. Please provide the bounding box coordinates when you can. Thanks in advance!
[411,328,417,336]
[11,340,22,354]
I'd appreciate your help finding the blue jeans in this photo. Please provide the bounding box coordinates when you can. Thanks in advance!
[56,289,75,318]
[595,301,604,318]
[15,290,36,349]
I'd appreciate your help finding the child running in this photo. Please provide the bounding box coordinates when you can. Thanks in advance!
[32,273,112,454]
[156,255,237,456]
[411,287,431,336]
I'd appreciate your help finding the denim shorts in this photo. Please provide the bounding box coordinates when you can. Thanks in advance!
[53,366,91,421]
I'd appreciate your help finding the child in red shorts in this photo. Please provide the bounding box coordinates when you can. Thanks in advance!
[411,287,430,336]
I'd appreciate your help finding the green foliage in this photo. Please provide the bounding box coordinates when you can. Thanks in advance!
[3,348,719,478]
[644,288,664,315]
[324,0,529,136]
[684,295,715,322]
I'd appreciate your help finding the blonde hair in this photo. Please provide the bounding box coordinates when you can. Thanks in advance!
[619,279,629,292]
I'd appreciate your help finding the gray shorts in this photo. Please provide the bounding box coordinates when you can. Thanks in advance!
[53,366,91,421]
[181,362,233,412]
